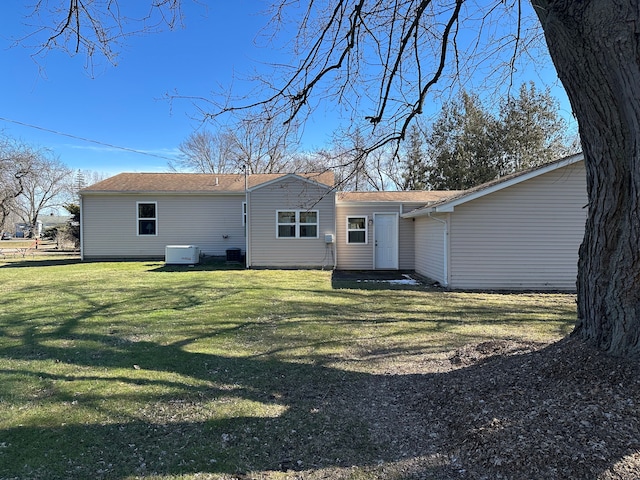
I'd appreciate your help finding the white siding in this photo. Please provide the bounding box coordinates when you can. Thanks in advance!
[414,214,447,284]
[335,203,418,270]
[82,194,246,259]
[247,178,335,268]
[448,161,587,290]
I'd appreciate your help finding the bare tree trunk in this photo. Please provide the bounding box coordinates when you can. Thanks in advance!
[534,0,640,356]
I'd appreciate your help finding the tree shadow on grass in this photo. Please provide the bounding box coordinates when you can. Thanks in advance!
[0,257,83,268]
[0,333,415,478]
[147,257,245,273]
[0,277,631,479]
[0,257,243,272]
[2,318,639,480]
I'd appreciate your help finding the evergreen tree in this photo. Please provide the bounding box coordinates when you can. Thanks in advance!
[420,86,573,190]
[426,92,500,190]
[62,203,80,247]
[75,170,86,200]
[401,125,428,190]
[498,82,572,174]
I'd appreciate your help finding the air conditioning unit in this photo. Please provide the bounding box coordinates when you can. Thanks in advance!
[165,245,200,265]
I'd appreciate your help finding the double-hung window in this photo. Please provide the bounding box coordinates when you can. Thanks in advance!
[347,216,367,244]
[299,211,318,238]
[277,210,318,238]
[137,202,157,236]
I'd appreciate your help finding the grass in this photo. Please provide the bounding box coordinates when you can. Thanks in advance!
[0,239,40,248]
[0,239,74,260]
[0,257,576,479]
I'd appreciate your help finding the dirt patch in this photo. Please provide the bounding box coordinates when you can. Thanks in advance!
[257,337,640,480]
[348,336,640,479]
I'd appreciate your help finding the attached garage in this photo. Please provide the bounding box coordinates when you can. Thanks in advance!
[404,154,587,290]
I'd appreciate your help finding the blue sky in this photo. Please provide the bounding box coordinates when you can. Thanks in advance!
[0,1,290,175]
[0,1,576,177]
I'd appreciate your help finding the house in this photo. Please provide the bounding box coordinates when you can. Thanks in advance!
[13,215,71,238]
[245,174,335,268]
[41,214,74,232]
[80,153,587,290]
[80,171,335,267]
[334,191,459,270]
[403,153,587,290]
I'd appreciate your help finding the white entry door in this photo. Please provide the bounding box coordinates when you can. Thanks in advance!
[374,213,399,269]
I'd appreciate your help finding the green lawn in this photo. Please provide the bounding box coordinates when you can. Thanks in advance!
[0,258,576,479]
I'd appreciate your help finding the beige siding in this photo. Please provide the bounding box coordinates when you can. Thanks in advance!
[82,194,246,259]
[335,203,418,270]
[448,161,587,290]
[414,214,447,284]
[247,178,335,268]
[335,205,374,269]
[398,205,421,270]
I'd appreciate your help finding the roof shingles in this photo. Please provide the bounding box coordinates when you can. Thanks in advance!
[337,190,461,203]
[81,172,335,194]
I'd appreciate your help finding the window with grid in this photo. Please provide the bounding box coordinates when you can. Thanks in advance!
[347,216,367,243]
[277,210,318,238]
[137,202,157,236]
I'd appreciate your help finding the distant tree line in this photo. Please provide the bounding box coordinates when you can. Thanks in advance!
[0,135,105,245]
[403,83,577,191]
[1,137,69,236]
[174,83,577,192]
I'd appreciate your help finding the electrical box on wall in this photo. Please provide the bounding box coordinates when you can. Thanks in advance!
[324,234,335,244]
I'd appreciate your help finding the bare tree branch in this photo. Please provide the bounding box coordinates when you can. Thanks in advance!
[23,0,183,71]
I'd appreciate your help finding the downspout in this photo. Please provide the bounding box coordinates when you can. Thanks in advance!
[333,191,337,269]
[244,165,250,268]
[79,194,85,261]
[428,211,449,287]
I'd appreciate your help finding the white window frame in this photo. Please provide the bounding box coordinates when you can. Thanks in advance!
[276,210,319,239]
[346,216,368,244]
[242,202,247,226]
[137,201,158,236]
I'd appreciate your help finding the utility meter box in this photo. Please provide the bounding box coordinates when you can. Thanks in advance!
[324,234,335,244]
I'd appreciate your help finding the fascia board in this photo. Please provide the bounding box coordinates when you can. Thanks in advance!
[336,200,405,207]
[80,191,246,196]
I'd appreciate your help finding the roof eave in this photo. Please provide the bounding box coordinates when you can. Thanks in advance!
[337,199,411,206]
[80,190,246,196]
[403,153,584,219]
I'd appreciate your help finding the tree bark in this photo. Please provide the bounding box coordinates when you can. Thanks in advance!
[533,0,640,356]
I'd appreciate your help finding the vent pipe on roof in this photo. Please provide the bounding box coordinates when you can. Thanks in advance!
[215,177,219,186]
